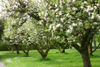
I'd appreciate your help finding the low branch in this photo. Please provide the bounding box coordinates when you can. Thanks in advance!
[92,44,100,52]
[53,45,62,51]
[45,46,50,54]
[28,12,41,21]
[71,42,81,53]
[20,45,27,54]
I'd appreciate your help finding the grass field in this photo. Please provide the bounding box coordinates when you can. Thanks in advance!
[0,49,100,67]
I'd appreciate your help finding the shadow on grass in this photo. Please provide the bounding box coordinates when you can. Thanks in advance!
[91,55,100,58]
[64,52,68,54]
[55,51,68,54]
[23,55,30,57]
[39,58,51,61]
[90,55,100,58]
[0,53,27,59]
[55,51,60,53]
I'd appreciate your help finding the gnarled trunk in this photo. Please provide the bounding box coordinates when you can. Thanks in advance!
[93,41,96,47]
[88,41,100,56]
[11,46,14,53]
[14,44,20,54]
[42,53,47,59]
[21,48,29,56]
[20,45,30,56]
[62,48,65,53]
[88,40,93,56]
[81,49,92,67]
[9,45,14,53]
[72,43,92,67]
[92,44,100,53]
[36,46,50,59]
[89,44,93,56]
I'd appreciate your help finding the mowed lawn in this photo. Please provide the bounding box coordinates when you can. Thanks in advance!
[0,49,100,67]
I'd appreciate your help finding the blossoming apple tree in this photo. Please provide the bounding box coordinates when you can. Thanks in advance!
[40,0,100,67]
[2,0,100,67]
[0,19,4,40]
[2,0,56,58]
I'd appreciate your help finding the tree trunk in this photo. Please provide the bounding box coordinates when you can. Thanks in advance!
[89,43,93,56]
[81,49,92,67]
[21,45,29,56]
[88,41,93,56]
[62,48,65,53]
[25,52,29,56]
[10,45,14,53]
[61,47,65,53]
[25,45,31,56]
[70,46,72,49]
[14,44,20,54]
[92,44,100,52]
[93,41,96,47]
[72,42,92,67]
[36,46,50,59]
[18,42,31,56]
[16,47,20,54]
[11,46,14,53]
[37,49,47,59]
[21,47,28,56]
[42,54,47,59]
[7,45,11,51]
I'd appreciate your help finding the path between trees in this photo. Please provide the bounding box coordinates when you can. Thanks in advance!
[0,60,5,67]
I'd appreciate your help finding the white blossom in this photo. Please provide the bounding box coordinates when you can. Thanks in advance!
[55,8,59,12]
[53,26,56,30]
[72,0,76,2]
[13,5,18,9]
[72,7,77,11]
[72,23,77,26]
[69,25,73,30]
[96,3,100,6]
[25,0,28,2]
[97,14,100,20]
[88,12,90,16]
[67,29,72,33]
[59,11,62,15]
[56,15,59,17]
[80,6,84,9]
[60,18,64,22]
[55,4,57,7]
[94,22,97,24]
[56,24,61,27]
[67,0,71,3]
[49,25,52,29]
[84,5,92,12]
[56,36,60,39]
[94,6,97,9]
[79,22,83,25]
[91,15,94,19]
[66,13,70,16]
[84,1,87,4]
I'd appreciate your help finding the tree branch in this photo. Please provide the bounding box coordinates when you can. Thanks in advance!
[28,12,41,21]
[71,42,81,53]
[92,44,100,52]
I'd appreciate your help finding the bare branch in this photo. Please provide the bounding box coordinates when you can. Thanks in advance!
[92,44,100,52]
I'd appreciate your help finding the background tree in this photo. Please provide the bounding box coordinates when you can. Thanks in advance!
[2,0,100,67]
[88,34,100,56]
[0,19,4,40]
[2,0,55,58]
[41,0,100,67]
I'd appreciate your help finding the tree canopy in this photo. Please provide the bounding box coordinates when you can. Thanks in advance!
[1,0,100,67]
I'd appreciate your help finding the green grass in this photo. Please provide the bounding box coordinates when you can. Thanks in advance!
[0,49,100,67]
